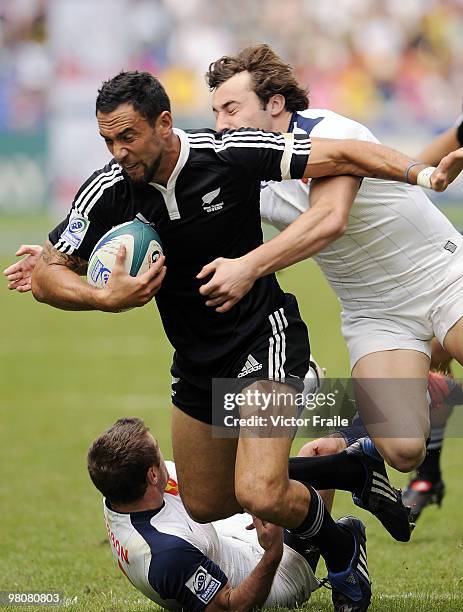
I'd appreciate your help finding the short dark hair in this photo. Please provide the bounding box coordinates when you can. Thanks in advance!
[87,417,161,504]
[96,71,171,126]
[206,44,309,112]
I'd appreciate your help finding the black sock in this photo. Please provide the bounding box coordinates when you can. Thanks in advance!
[288,450,365,493]
[416,448,442,483]
[291,485,353,572]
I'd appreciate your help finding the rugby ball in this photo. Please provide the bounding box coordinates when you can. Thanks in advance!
[87,218,163,288]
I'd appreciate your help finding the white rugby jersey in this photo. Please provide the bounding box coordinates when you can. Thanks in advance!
[261,109,463,309]
[103,462,317,611]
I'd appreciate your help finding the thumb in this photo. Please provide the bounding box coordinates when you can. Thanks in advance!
[15,244,36,256]
[196,260,217,280]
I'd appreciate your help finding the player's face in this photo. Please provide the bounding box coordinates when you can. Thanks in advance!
[212,71,273,132]
[97,103,167,183]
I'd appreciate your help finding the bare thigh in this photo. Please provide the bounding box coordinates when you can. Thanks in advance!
[171,406,240,521]
[234,381,310,528]
[352,349,430,471]
[443,315,463,365]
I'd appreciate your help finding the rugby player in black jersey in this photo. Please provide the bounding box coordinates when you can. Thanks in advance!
[21,72,463,610]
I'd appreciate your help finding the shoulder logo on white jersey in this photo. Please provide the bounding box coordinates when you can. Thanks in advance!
[238,354,263,378]
[202,187,224,212]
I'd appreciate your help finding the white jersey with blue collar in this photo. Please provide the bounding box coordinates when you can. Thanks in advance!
[103,462,317,610]
[260,109,463,309]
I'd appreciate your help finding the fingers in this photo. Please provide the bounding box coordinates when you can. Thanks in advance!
[196,260,219,281]
[114,245,127,267]
[16,244,41,256]
[140,255,165,280]
[4,268,23,280]
[214,299,238,313]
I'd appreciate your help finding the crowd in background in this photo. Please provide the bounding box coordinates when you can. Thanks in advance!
[1,0,463,132]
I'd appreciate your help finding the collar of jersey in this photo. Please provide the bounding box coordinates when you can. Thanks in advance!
[105,498,165,519]
[288,111,298,133]
[149,128,190,193]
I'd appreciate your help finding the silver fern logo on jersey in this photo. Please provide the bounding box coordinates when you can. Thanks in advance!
[202,187,224,212]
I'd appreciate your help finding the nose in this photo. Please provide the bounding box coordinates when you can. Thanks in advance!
[113,142,128,163]
[215,115,232,132]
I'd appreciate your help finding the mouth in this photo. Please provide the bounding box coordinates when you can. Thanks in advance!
[124,162,139,172]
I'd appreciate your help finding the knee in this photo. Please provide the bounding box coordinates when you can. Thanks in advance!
[380,440,426,473]
[236,476,287,520]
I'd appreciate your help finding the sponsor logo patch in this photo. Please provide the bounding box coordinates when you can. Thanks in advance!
[238,354,263,378]
[186,566,222,604]
[61,213,89,248]
[90,258,111,285]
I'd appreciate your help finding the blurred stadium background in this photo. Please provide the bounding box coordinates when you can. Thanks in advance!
[1,1,463,610]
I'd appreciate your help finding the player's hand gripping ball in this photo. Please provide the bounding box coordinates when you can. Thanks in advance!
[87,218,163,288]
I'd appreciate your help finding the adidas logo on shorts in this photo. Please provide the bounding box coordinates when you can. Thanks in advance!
[238,354,263,378]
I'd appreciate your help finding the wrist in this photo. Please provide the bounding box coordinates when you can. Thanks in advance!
[262,545,283,565]
[87,284,112,312]
[405,161,428,185]
[245,250,268,280]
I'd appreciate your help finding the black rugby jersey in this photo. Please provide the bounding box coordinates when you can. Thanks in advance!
[49,128,311,365]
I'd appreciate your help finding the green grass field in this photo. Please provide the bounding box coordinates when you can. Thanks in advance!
[1,214,463,611]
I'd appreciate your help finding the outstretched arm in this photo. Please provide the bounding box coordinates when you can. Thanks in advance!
[198,176,359,312]
[32,241,165,312]
[306,136,463,191]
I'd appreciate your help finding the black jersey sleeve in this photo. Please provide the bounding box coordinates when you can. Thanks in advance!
[212,128,311,182]
[48,160,128,261]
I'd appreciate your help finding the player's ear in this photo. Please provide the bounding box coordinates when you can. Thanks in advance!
[147,466,158,486]
[268,94,286,118]
[156,111,173,135]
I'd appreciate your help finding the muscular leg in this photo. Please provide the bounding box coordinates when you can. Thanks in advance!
[352,349,430,472]
[430,337,453,374]
[442,316,463,364]
[232,380,308,527]
[171,406,241,522]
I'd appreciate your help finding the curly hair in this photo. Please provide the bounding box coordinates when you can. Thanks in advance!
[206,44,308,112]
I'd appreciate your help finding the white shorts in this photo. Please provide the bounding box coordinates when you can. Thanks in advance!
[342,268,463,370]
[213,513,318,607]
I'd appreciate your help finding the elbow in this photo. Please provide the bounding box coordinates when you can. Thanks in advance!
[324,211,348,241]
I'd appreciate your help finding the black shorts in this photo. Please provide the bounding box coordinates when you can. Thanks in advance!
[170,293,312,424]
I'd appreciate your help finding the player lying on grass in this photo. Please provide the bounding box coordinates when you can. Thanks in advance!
[4,69,463,612]
[195,44,463,481]
[89,417,409,611]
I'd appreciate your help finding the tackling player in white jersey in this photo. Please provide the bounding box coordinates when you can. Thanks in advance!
[199,44,463,478]
[88,417,320,611]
